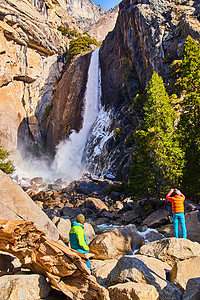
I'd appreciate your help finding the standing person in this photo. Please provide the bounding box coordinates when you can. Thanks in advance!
[166,188,187,238]
[69,214,93,272]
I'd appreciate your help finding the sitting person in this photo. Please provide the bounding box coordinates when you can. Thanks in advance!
[69,214,93,272]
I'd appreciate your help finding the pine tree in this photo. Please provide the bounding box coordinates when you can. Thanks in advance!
[0,146,15,174]
[177,36,200,200]
[129,72,184,200]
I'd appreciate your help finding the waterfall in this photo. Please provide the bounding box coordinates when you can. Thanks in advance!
[51,49,101,182]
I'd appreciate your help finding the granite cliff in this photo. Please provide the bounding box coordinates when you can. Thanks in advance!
[0,0,114,158]
[90,0,200,180]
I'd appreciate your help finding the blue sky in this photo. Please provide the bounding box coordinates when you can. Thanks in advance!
[92,0,121,11]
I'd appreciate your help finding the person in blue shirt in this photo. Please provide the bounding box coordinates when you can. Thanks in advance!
[69,214,93,272]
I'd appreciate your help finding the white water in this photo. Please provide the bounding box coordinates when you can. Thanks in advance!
[51,49,101,182]
[13,48,114,186]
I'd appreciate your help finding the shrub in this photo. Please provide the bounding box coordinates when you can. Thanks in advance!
[0,146,15,174]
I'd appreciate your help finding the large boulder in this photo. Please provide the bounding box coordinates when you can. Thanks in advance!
[84,197,109,213]
[0,171,59,241]
[133,255,171,279]
[171,256,200,293]
[108,282,159,300]
[137,238,200,266]
[84,222,96,244]
[143,209,170,228]
[90,224,144,259]
[0,274,51,300]
[91,259,118,286]
[107,256,182,300]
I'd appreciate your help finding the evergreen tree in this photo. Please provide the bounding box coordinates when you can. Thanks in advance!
[0,146,15,174]
[177,36,200,200]
[129,72,184,200]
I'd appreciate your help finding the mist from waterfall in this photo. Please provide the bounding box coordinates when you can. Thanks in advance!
[51,49,101,182]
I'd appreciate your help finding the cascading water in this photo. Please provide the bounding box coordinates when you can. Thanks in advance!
[13,48,114,186]
[51,49,101,182]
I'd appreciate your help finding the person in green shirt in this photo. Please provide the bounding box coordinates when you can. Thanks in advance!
[69,214,93,272]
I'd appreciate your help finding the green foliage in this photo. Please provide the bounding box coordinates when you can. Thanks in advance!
[129,72,184,200]
[176,36,200,200]
[57,26,78,38]
[65,35,99,63]
[0,146,15,174]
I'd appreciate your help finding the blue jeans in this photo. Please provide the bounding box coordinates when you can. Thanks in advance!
[87,259,91,272]
[173,213,187,238]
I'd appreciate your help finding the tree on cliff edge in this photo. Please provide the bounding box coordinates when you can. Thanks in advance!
[129,72,184,200]
[0,146,15,174]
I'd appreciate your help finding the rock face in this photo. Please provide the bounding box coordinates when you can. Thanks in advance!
[0,170,59,240]
[86,6,119,43]
[45,51,92,152]
[100,0,200,107]
[65,0,106,27]
[92,0,200,180]
[0,0,80,153]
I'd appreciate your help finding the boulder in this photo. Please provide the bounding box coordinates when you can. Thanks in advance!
[157,224,174,237]
[183,278,200,300]
[143,209,170,228]
[90,224,144,259]
[108,282,159,300]
[171,256,200,293]
[91,259,118,286]
[85,197,109,213]
[107,256,182,300]
[133,255,171,279]
[0,274,51,300]
[52,216,71,243]
[84,222,96,244]
[185,211,200,242]
[137,238,200,266]
[0,171,59,241]
[61,207,82,218]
